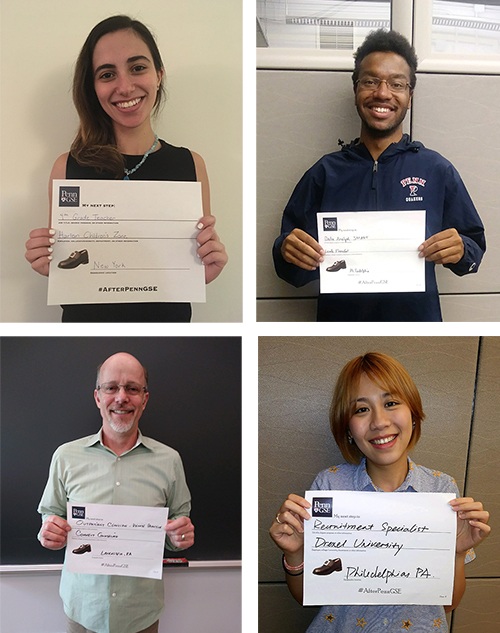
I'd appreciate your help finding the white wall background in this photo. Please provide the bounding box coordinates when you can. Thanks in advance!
[1,566,241,632]
[0,0,242,322]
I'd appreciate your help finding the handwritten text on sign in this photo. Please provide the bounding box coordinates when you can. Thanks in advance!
[303,491,457,605]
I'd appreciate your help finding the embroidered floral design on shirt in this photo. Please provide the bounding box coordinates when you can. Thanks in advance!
[356,617,367,628]
[324,613,336,623]
[432,617,443,627]
[401,619,413,630]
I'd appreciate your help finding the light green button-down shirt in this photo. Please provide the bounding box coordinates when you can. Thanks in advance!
[38,429,191,633]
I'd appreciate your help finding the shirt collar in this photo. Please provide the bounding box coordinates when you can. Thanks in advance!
[81,430,103,448]
[82,428,153,453]
[355,456,419,492]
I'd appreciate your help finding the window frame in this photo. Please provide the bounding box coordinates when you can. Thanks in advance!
[414,0,500,75]
[257,0,500,74]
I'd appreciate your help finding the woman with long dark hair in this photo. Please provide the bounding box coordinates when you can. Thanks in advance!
[25,15,227,322]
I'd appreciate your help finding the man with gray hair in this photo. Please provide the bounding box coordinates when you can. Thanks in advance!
[38,352,193,633]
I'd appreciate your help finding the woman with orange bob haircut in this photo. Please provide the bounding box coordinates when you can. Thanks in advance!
[269,352,490,633]
[330,352,423,465]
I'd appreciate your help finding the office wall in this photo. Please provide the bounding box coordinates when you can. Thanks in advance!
[259,337,500,632]
[257,70,500,321]
[0,0,242,322]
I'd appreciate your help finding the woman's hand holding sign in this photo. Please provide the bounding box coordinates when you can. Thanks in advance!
[25,228,55,276]
[449,497,490,554]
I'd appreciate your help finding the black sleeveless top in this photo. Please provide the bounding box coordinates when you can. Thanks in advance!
[61,141,196,323]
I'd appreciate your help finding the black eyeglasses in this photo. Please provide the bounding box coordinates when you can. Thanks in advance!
[356,77,412,93]
[97,382,147,396]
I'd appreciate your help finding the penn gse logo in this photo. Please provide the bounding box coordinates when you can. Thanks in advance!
[323,217,338,231]
[59,186,80,207]
[312,497,333,517]
[72,506,86,519]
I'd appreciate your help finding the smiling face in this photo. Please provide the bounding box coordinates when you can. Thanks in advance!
[355,51,413,143]
[94,353,149,437]
[348,373,413,472]
[92,29,163,137]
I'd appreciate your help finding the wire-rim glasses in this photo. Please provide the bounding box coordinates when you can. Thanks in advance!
[356,77,412,93]
[97,382,147,396]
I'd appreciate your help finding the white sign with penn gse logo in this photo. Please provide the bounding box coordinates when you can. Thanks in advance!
[48,179,206,305]
[303,490,457,606]
[66,502,169,580]
[316,210,426,294]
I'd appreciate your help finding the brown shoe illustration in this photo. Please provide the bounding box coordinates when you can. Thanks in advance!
[58,250,89,269]
[312,558,342,575]
[72,544,92,554]
[326,260,346,272]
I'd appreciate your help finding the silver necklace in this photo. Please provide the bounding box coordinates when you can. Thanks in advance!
[123,134,159,180]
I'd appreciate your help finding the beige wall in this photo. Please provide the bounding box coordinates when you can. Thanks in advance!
[0,0,242,322]
[259,337,500,632]
[257,70,500,321]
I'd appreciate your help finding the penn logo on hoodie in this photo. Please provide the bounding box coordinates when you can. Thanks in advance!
[401,176,426,202]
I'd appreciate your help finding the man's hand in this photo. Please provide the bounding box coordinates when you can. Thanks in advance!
[40,515,71,550]
[165,516,195,549]
[281,229,324,270]
[418,228,464,265]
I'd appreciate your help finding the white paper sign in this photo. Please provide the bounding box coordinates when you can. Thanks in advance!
[316,210,426,293]
[48,180,205,305]
[66,502,169,579]
[304,491,457,605]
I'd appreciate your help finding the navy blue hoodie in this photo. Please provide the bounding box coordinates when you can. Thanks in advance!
[273,135,485,321]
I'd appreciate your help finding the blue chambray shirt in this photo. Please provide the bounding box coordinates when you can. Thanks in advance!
[38,429,191,633]
[305,457,474,633]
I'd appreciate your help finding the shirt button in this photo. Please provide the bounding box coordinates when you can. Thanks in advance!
[112,592,117,597]
[383,618,388,625]
[117,457,121,461]
[116,482,121,486]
